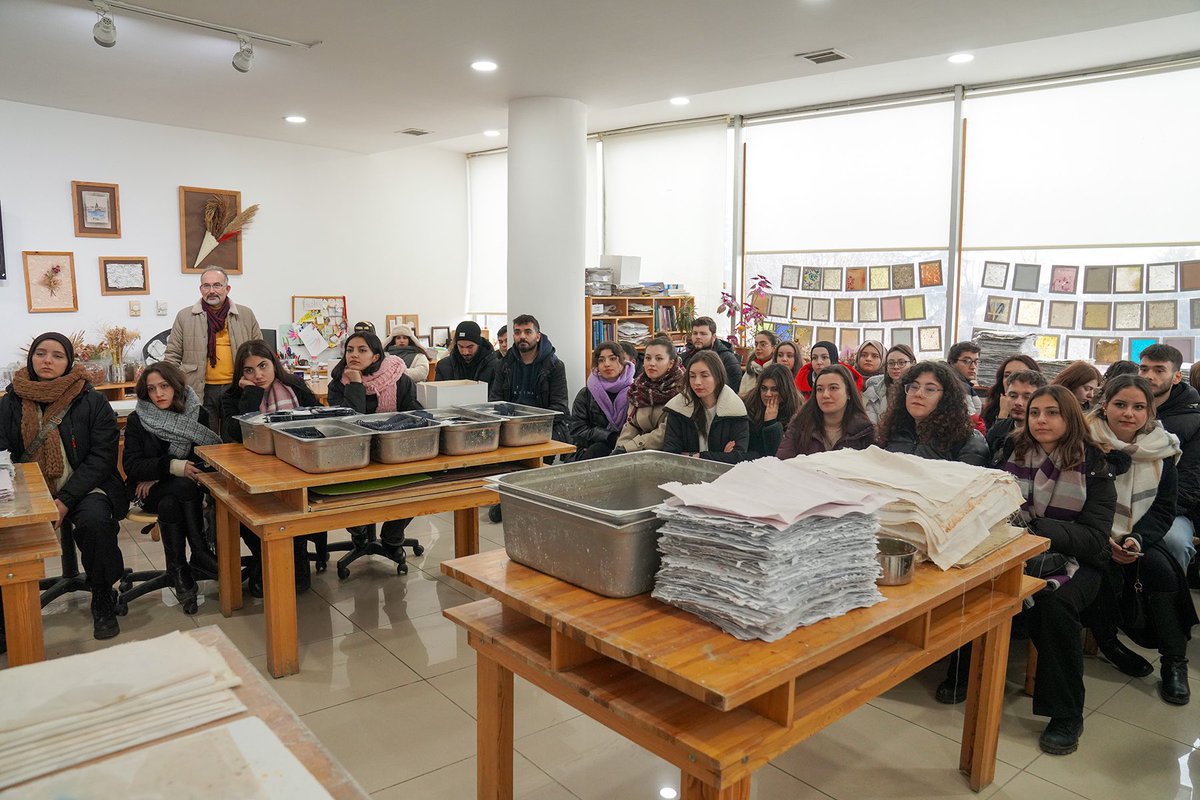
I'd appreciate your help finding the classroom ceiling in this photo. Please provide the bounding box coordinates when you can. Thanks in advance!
[2,0,1199,154]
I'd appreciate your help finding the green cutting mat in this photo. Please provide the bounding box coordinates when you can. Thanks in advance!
[309,474,433,496]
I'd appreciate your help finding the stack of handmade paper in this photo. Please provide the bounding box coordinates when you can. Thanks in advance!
[801,447,1025,569]
[0,631,245,789]
[651,458,895,642]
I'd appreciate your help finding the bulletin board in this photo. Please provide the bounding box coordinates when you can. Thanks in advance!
[290,295,348,359]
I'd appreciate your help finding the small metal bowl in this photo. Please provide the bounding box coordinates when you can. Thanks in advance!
[876,537,918,586]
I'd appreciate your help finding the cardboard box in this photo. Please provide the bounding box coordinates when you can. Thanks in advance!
[416,379,489,409]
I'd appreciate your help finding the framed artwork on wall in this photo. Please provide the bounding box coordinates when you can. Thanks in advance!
[845,267,867,291]
[1081,302,1111,330]
[1083,265,1113,294]
[918,325,942,353]
[891,263,916,290]
[1034,334,1060,361]
[791,296,810,320]
[1146,300,1177,331]
[1015,298,1043,327]
[1093,338,1122,365]
[902,294,925,321]
[1012,263,1041,293]
[1049,265,1078,294]
[791,325,813,351]
[1181,260,1200,291]
[780,265,801,290]
[767,294,790,318]
[1047,300,1077,329]
[880,296,902,322]
[891,327,913,349]
[863,327,884,343]
[815,326,836,344]
[384,314,420,335]
[984,295,1011,325]
[981,261,1008,289]
[1164,337,1194,362]
[810,298,831,322]
[71,181,121,238]
[1147,262,1177,293]
[839,327,860,352]
[1113,301,1143,331]
[179,185,244,274]
[858,298,879,323]
[869,265,891,291]
[919,259,943,287]
[822,267,843,292]
[1113,264,1143,294]
[98,256,149,295]
[1065,336,1092,361]
[23,251,78,313]
[833,298,854,323]
[429,326,452,347]
[801,266,822,292]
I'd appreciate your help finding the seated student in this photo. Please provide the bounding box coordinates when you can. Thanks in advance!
[435,321,498,385]
[0,332,128,645]
[221,340,325,595]
[778,364,874,458]
[681,316,743,385]
[795,341,863,400]
[383,323,431,383]
[771,341,802,382]
[662,351,749,460]
[123,362,221,615]
[877,361,989,466]
[1052,361,1103,412]
[1104,360,1138,382]
[985,369,1048,455]
[737,364,802,460]
[570,341,635,460]
[739,330,779,395]
[947,341,983,416]
[853,339,885,381]
[982,355,1041,430]
[862,344,915,424]
[615,337,683,454]
[995,385,1119,755]
[1087,375,1194,705]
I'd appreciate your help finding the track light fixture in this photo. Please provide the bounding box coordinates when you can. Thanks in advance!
[232,36,254,73]
[91,1,116,48]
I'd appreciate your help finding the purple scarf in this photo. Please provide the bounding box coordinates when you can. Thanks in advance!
[587,361,635,431]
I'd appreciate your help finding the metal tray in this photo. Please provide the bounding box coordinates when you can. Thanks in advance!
[494,452,730,597]
[233,412,276,455]
[352,412,443,464]
[422,408,501,455]
[454,402,558,447]
[269,419,372,474]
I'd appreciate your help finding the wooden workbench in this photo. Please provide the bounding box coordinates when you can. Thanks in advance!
[0,464,62,667]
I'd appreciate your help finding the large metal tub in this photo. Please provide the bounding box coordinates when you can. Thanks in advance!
[494,451,730,597]
[352,412,443,464]
[269,419,372,474]
[233,412,277,455]
[455,402,558,446]
[423,408,502,456]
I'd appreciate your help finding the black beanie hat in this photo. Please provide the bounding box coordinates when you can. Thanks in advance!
[27,332,75,380]
[454,321,484,347]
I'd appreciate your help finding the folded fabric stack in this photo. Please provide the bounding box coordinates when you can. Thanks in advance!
[801,447,1025,569]
[617,320,651,344]
[0,631,245,789]
[651,458,894,642]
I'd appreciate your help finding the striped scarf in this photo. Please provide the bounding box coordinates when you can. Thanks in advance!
[1089,419,1180,538]
[1004,446,1088,524]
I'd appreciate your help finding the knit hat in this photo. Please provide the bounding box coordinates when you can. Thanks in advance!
[353,320,376,335]
[388,322,417,342]
[454,321,484,347]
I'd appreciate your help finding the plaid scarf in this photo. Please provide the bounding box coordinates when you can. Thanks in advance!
[203,299,231,366]
[1090,418,1180,538]
[135,386,221,458]
[11,364,88,485]
[628,362,683,411]
[1004,446,1088,524]
[260,381,300,414]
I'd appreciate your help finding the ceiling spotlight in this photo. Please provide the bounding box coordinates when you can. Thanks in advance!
[669,96,690,106]
[91,2,116,48]
[483,130,500,137]
[471,60,498,72]
[284,115,307,124]
[947,52,974,64]
[232,36,255,73]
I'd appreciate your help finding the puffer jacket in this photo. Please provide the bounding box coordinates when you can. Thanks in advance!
[661,386,749,461]
[777,415,876,459]
[616,403,671,453]
[862,375,894,424]
[882,421,991,467]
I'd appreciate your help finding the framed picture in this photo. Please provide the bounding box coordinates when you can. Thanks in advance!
[71,181,121,238]
[1049,265,1078,294]
[1130,337,1158,362]
[1034,334,1060,361]
[179,185,244,274]
[869,265,891,291]
[1082,302,1112,331]
[858,297,879,323]
[384,314,420,335]
[23,251,78,313]
[839,327,860,352]
[902,294,925,321]
[1181,260,1200,292]
[1015,298,1043,327]
[791,325,813,350]
[416,334,432,347]
[1164,337,1195,362]
[429,326,452,347]
[1146,300,1177,331]
[981,261,1009,289]
[780,265,801,290]
[1114,264,1143,294]
[1113,301,1143,331]
[984,295,1012,325]
[815,326,837,345]
[1065,336,1092,361]
[1192,298,1200,329]
[810,298,831,322]
[1012,263,1041,293]
[833,298,854,323]
[891,327,914,349]
[845,267,867,291]
[822,267,842,292]
[891,263,916,290]
[1083,265,1114,294]
[791,296,810,320]
[919,259,943,288]
[918,325,942,353]
[1147,262,1177,293]
[863,327,884,343]
[767,293,790,318]
[801,266,822,292]
[880,296,903,322]
[1093,338,1122,365]
[98,256,149,295]
[1047,300,1077,330]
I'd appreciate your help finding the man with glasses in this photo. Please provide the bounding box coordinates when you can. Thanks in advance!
[164,267,262,434]
[947,341,983,416]
[984,369,1048,455]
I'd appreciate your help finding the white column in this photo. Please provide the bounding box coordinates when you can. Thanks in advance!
[507,96,587,391]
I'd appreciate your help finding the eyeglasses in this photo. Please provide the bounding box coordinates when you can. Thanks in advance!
[200,283,226,291]
[904,382,944,397]
[956,358,980,367]
[886,360,912,368]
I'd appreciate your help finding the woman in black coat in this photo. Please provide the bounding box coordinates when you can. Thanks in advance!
[0,332,128,644]
[877,361,990,466]
[123,362,221,614]
[569,341,635,460]
[662,350,749,461]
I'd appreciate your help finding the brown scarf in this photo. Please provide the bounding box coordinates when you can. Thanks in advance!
[203,299,232,366]
[628,362,684,410]
[12,364,88,485]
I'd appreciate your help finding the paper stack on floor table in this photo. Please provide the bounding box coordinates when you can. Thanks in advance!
[0,631,245,789]
[652,458,894,642]
[800,447,1025,569]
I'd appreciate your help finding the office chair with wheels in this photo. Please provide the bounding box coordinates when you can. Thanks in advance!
[326,523,424,579]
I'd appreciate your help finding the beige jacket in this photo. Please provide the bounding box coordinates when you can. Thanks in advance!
[164,301,263,395]
[615,403,670,453]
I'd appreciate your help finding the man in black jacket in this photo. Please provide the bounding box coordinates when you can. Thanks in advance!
[984,369,1047,456]
[434,321,499,386]
[681,316,742,384]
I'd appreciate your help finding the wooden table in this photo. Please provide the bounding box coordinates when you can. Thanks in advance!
[0,464,61,667]
[442,534,1048,799]
[197,440,573,678]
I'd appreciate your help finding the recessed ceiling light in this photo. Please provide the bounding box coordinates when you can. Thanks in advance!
[483,130,500,137]
[947,53,974,64]
[471,60,498,72]
[659,789,679,800]
[284,115,307,124]
[669,96,690,106]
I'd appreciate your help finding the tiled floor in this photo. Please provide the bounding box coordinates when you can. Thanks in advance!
[12,512,1200,799]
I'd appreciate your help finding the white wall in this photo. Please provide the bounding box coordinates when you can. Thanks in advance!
[0,100,468,366]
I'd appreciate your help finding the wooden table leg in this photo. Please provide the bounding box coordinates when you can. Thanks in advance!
[455,507,480,558]
[959,616,1012,792]
[215,501,243,616]
[681,774,751,799]
[1,580,44,667]
[262,537,299,678]
[477,652,513,800]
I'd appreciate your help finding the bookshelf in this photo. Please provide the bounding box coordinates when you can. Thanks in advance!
[584,295,693,367]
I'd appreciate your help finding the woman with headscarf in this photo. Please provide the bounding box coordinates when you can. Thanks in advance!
[123,362,221,614]
[853,339,886,380]
[862,344,915,424]
[794,340,863,401]
[570,341,635,460]
[615,337,683,453]
[0,333,128,644]
[384,322,431,383]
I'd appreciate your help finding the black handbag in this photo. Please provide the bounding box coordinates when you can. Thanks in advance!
[1118,562,1156,649]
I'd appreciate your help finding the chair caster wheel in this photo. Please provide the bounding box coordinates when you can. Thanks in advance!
[337,565,350,580]
[115,602,129,616]
[397,563,408,575]
[412,545,425,557]
[316,560,327,573]
[118,578,133,593]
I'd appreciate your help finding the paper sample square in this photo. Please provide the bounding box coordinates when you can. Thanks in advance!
[834,298,854,322]
[863,327,884,343]
[919,259,944,287]
[815,326,837,344]
[767,294,789,318]
[792,325,813,350]
[984,296,1012,325]
[891,327,913,349]
[781,265,801,290]
[1130,337,1158,362]
[1082,302,1111,330]
[1146,300,1177,330]
[811,298,831,321]
[823,267,843,292]
[1147,262,1177,293]
[1113,301,1143,330]
[791,296,810,320]
[1034,334,1060,361]
[858,298,879,323]
[1047,300,1077,330]
[1013,263,1041,292]
[1114,264,1143,294]
[902,294,925,321]
[1163,337,1194,362]
[801,266,822,292]
[846,267,867,291]
[1083,265,1114,294]
[981,261,1009,289]
[1015,298,1043,327]
[1093,338,1122,365]
[918,326,942,353]
[1065,336,1092,361]
[1182,260,1200,291]
[891,263,916,290]
[1049,265,1078,294]
[870,265,891,291]
[840,327,860,351]
[1192,298,1200,328]
[880,296,903,322]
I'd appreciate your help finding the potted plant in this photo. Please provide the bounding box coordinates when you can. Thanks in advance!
[717,274,771,359]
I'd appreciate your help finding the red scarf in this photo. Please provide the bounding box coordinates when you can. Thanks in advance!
[203,299,231,366]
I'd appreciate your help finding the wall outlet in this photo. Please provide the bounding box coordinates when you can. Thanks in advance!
[156,300,168,316]
[128,300,141,317]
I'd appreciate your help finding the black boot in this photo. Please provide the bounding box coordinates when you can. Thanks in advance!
[159,519,198,615]
[1149,591,1191,705]
[936,645,971,704]
[487,504,503,524]
[1096,635,1153,678]
[181,498,218,579]
[1039,715,1083,755]
[1160,657,1191,705]
[90,585,120,640]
